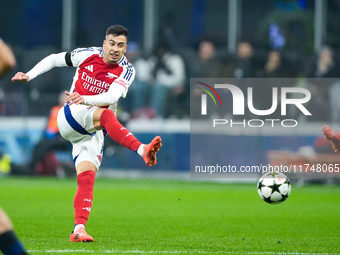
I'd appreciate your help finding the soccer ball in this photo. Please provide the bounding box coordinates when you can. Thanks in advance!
[257,172,291,204]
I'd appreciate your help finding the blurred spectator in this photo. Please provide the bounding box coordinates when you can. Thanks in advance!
[258,50,291,77]
[230,41,259,78]
[306,46,338,78]
[305,46,339,121]
[188,40,222,119]
[189,40,221,78]
[125,41,155,119]
[149,42,186,118]
[30,92,72,176]
[256,50,296,119]
[329,80,340,122]
[307,46,340,122]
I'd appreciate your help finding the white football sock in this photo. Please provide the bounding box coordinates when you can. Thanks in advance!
[137,144,145,157]
[74,224,85,232]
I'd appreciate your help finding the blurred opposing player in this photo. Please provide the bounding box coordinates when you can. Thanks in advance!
[322,125,340,152]
[0,208,27,255]
[0,37,28,255]
[12,25,162,242]
[0,37,16,78]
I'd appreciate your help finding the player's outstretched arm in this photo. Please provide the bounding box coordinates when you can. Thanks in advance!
[11,72,29,82]
[11,52,68,83]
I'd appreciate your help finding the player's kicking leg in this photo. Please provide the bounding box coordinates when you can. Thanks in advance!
[322,125,340,152]
[97,109,162,166]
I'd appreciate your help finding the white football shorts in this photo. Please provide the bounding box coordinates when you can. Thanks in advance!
[57,104,104,170]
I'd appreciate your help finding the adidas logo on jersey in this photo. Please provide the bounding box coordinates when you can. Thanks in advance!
[85,65,93,72]
[106,72,118,79]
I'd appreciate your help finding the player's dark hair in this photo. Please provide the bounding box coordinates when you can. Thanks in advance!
[106,25,129,39]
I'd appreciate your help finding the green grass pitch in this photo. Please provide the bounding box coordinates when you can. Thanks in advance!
[0,176,339,254]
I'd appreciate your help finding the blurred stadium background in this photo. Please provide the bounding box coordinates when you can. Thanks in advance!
[0,0,340,181]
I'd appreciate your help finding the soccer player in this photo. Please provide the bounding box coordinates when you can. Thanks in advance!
[322,125,340,152]
[11,25,162,242]
[0,37,28,255]
[0,37,16,78]
[0,208,28,255]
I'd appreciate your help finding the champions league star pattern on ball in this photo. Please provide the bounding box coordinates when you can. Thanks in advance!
[257,172,291,204]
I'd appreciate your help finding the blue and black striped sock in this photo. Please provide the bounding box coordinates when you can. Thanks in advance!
[0,231,28,255]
